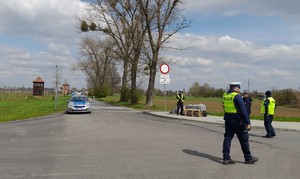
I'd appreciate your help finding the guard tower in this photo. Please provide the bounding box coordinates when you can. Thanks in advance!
[61,78,70,96]
[33,76,45,96]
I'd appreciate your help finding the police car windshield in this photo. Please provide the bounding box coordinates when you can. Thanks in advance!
[71,96,88,102]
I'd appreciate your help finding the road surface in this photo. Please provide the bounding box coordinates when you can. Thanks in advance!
[0,99,299,178]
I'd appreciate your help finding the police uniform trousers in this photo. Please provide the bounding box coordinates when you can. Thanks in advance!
[177,101,184,115]
[264,114,276,137]
[223,118,252,161]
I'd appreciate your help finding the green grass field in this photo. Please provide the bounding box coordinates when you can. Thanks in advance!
[0,95,69,122]
[1,94,299,122]
[100,95,300,122]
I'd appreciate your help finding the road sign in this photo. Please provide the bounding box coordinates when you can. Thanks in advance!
[159,66,170,114]
[160,63,170,74]
[160,74,170,79]
[160,78,170,84]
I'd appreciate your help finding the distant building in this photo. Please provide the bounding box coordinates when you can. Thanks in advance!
[61,78,70,96]
[33,76,45,96]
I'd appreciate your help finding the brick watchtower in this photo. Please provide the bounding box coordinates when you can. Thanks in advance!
[33,76,45,96]
[61,78,70,96]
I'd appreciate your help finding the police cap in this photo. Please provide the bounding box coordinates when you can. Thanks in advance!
[229,82,241,88]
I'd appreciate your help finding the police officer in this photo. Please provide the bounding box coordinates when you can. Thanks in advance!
[176,91,185,115]
[222,82,258,165]
[242,91,252,117]
[261,90,276,138]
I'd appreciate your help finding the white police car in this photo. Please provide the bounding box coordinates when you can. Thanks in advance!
[66,95,91,114]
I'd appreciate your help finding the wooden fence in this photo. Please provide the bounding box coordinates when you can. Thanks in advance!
[0,88,54,100]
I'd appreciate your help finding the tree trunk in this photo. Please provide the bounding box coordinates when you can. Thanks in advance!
[130,60,138,104]
[120,60,129,102]
[145,55,158,107]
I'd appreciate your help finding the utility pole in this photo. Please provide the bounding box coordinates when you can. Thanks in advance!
[54,65,61,110]
[247,78,250,92]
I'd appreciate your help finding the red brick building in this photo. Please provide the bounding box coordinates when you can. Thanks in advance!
[61,78,70,96]
[33,76,45,96]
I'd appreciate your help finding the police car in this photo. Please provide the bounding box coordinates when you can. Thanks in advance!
[66,95,91,114]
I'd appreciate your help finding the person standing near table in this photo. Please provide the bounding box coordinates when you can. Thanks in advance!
[176,91,185,115]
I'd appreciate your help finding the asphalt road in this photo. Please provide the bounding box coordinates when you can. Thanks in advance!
[0,99,299,179]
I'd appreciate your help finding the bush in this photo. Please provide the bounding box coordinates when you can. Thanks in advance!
[120,86,131,102]
[93,85,111,98]
[134,88,145,102]
[272,89,299,107]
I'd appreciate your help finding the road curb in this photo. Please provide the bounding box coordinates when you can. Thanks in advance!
[142,111,300,132]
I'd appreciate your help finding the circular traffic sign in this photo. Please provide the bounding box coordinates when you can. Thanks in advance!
[160,63,170,74]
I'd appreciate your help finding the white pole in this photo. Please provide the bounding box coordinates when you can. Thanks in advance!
[55,65,59,110]
[164,83,166,114]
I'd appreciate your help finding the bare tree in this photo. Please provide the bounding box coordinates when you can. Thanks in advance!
[74,37,119,97]
[79,0,190,104]
[80,0,147,104]
[108,62,121,94]
[137,0,191,107]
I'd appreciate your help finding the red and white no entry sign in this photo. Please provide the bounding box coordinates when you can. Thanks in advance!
[160,63,170,74]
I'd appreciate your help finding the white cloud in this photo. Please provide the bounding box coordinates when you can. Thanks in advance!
[185,0,300,19]
[194,57,213,66]
[162,33,300,91]
[1,0,300,92]
[0,44,84,88]
[0,0,87,89]
[0,0,86,55]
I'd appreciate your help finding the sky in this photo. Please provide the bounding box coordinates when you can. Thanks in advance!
[0,0,300,93]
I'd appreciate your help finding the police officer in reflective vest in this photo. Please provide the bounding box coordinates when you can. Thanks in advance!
[222,82,258,165]
[261,90,276,138]
[176,91,185,115]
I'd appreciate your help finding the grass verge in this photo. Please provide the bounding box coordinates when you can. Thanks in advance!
[0,95,69,122]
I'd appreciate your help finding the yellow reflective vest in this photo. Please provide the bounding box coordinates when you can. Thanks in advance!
[222,92,239,113]
[261,97,276,115]
[177,94,184,102]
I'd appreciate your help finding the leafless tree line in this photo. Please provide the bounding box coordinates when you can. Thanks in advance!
[77,0,190,106]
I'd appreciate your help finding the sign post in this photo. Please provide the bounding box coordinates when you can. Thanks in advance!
[160,63,170,114]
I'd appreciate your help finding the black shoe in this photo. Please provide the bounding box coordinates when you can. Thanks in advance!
[263,135,272,138]
[245,157,259,164]
[223,159,235,165]
[272,134,276,137]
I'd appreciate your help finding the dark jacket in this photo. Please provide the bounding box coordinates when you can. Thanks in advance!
[243,97,252,115]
